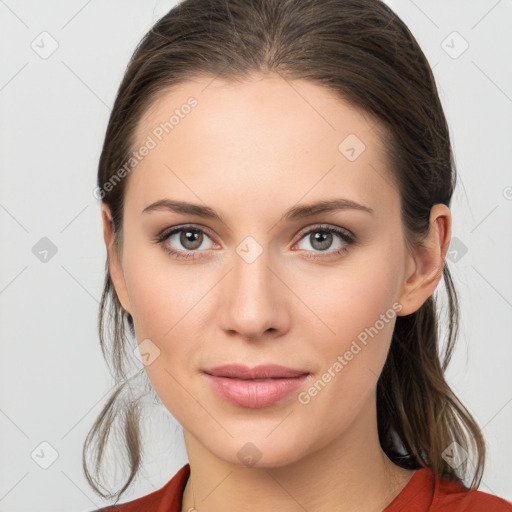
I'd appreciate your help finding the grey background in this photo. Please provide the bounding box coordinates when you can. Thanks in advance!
[0,0,511,510]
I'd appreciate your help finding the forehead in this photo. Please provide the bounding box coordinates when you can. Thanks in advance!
[127,73,397,217]
[133,72,381,150]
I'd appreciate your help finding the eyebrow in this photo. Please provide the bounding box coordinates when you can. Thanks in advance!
[141,198,374,222]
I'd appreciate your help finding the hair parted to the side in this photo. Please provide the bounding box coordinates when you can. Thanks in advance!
[84,0,486,503]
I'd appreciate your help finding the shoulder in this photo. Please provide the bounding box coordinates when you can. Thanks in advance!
[87,463,191,512]
[434,474,512,511]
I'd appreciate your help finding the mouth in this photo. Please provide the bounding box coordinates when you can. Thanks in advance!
[202,363,310,379]
[202,364,311,408]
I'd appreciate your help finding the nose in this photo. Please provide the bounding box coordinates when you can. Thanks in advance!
[217,242,290,341]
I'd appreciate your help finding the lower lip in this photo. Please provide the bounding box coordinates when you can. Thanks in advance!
[203,373,310,408]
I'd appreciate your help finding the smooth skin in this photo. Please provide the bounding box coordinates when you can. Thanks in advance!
[101,72,451,512]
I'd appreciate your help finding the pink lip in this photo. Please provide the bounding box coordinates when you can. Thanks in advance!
[202,364,311,408]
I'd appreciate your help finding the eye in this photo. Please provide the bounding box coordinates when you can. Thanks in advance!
[156,225,216,260]
[293,224,355,259]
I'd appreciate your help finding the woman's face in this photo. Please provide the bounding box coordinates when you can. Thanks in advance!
[104,72,431,467]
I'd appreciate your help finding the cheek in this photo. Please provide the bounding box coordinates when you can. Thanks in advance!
[121,236,209,340]
[121,247,207,419]
[297,253,400,347]
[291,262,401,442]
[121,244,215,400]
[291,247,403,406]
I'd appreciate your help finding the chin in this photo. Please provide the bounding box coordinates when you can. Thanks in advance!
[202,432,310,470]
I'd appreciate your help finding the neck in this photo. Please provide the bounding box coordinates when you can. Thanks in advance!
[180,395,415,512]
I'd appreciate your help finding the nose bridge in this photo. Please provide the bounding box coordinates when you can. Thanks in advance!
[219,235,286,337]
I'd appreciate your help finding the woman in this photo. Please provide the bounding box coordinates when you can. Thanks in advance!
[84,0,512,510]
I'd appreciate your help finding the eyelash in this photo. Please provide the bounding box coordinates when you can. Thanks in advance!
[154,223,356,261]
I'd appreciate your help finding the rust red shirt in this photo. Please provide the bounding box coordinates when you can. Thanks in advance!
[94,463,512,511]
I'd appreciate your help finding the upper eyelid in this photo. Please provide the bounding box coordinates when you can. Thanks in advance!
[162,224,217,243]
[295,223,353,238]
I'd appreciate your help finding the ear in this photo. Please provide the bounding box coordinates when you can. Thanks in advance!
[396,203,452,316]
[101,204,132,315]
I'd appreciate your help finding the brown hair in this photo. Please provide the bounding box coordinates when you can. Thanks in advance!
[84,0,486,503]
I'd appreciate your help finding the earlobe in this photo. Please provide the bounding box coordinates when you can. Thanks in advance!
[396,204,451,316]
[100,204,132,316]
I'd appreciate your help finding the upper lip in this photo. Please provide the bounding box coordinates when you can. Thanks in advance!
[202,364,310,379]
